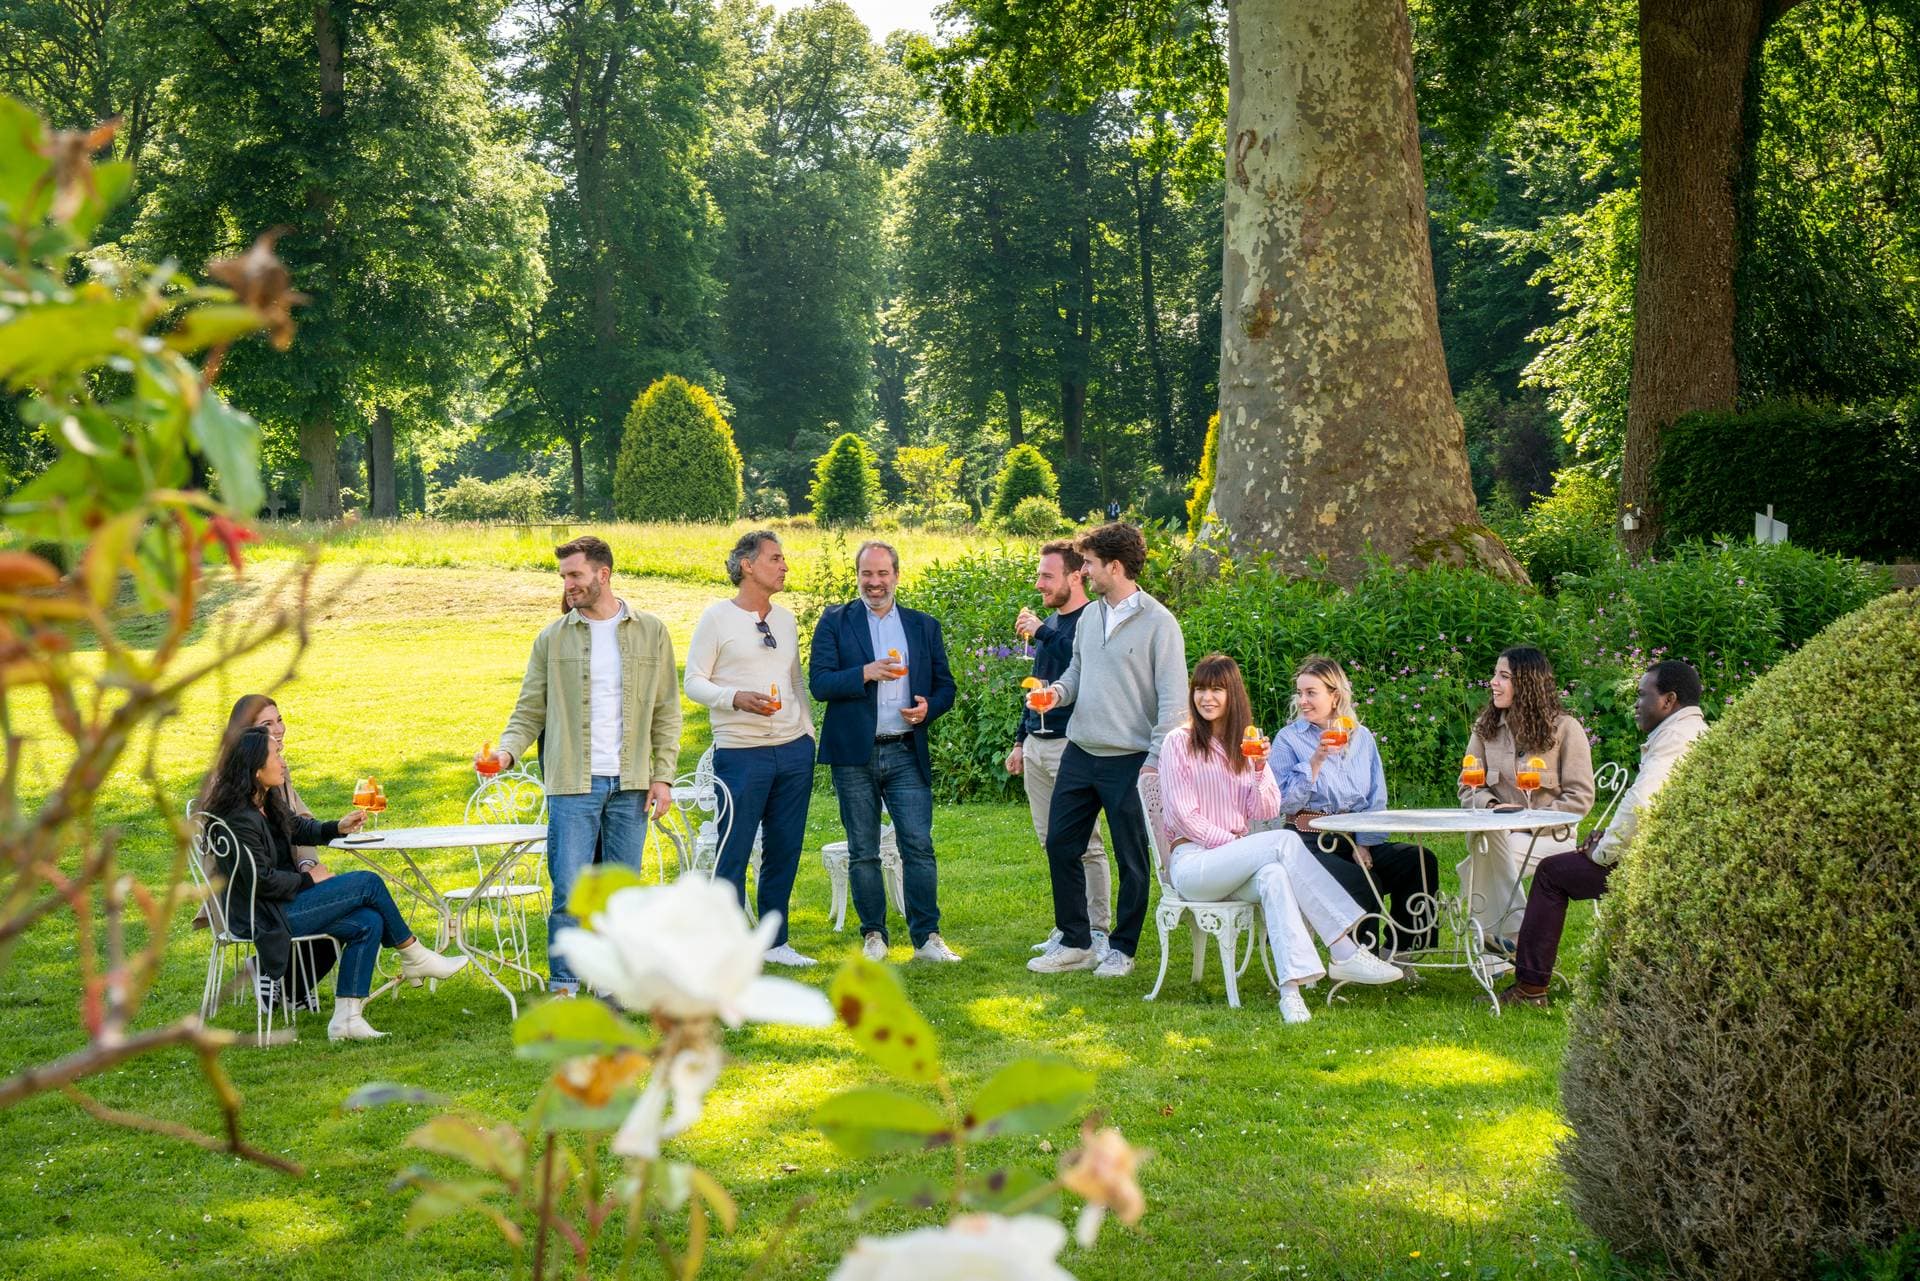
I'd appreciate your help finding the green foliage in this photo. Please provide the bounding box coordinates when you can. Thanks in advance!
[427,474,552,524]
[1720,542,1893,651]
[807,432,885,526]
[1185,411,1219,535]
[988,443,1058,524]
[1563,592,1920,1280]
[1655,401,1920,560]
[893,443,964,510]
[1506,468,1621,593]
[1003,494,1066,536]
[612,376,745,523]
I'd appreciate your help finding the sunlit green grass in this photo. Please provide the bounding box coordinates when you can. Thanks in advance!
[0,563,1606,1280]
[249,518,1028,590]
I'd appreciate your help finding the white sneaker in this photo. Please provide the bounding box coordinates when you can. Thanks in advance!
[1031,928,1064,954]
[1027,945,1097,973]
[913,933,963,963]
[398,941,471,984]
[764,943,817,967]
[253,972,282,1015]
[1092,950,1134,978]
[1090,930,1111,961]
[1279,987,1313,1023]
[862,932,889,962]
[1329,949,1406,986]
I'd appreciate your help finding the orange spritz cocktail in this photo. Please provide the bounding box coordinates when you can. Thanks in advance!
[352,777,376,809]
[1320,716,1355,751]
[476,742,503,778]
[1516,755,1545,795]
[1240,725,1270,759]
[886,647,907,678]
[769,683,782,712]
[1460,752,1485,788]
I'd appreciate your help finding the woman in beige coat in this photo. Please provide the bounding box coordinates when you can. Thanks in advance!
[1457,647,1594,956]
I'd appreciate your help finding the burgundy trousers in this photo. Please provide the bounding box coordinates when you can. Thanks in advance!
[1515,850,1613,987]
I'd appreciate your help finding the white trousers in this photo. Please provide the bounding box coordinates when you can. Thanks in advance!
[1458,828,1578,939]
[1169,828,1364,985]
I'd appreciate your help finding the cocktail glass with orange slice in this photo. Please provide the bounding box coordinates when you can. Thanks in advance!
[1460,752,1485,788]
[1320,715,1355,752]
[1240,724,1270,762]
[769,683,782,712]
[1020,675,1056,733]
[1516,755,1545,806]
[475,742,503,779]
[886,647,907,679]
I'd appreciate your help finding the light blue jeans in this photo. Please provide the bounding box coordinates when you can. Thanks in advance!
[545,775,647,990]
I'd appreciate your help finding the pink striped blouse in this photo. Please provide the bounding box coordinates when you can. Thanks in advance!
[1158,726,1283,849]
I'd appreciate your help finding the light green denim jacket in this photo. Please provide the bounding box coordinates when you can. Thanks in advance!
[499,604,682,796]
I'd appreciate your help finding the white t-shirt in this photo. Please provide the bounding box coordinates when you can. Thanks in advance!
[586,607,625,775]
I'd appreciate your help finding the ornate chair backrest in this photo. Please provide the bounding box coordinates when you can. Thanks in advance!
[1134,772,1177,892]
[1592,760,1632,830]
[187,806,254,939]
[466,769,547,827]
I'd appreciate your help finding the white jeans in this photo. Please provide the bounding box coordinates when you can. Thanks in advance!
[1169,828,1364,985]
[1458,828,1578,939]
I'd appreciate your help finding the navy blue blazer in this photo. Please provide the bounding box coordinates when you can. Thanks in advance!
[809,600,956,783]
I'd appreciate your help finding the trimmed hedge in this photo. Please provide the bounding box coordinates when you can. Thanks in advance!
[1562,590,1920,1279]
[1655,400,1920,560]
[988,444,1058,525]
[807,433,884,526]
[612,376,743,523]
[1186,411,1219,535]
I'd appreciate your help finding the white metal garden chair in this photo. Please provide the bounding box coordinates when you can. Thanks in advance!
[186,806,337,1047]
[1136,772,1278,1008]
[671,746,762,910]
[445,769,549,988]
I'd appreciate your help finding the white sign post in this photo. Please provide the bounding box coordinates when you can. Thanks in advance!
[1755,504,1789,545]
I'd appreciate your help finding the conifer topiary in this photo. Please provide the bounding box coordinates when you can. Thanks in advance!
[612,376,743,523]
[989,444,1058,525]
[807,432,884,526]
[1186,411,1220,536]
[1561,589,1920,1280]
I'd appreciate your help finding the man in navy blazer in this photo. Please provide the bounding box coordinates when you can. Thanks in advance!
[810,540,960,963]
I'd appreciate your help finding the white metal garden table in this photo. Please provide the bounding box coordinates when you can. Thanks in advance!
[330,822,548,1018]
[1306,807,1583,1014]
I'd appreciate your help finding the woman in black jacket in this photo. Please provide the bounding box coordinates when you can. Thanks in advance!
[201,727,467,1040]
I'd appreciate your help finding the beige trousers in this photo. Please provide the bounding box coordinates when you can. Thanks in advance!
[1459,827,1579,940]
[1022,735,1112,932]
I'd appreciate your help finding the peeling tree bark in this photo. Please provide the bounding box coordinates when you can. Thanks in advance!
[368,405,397,518]
[1620,0,1797,557]
[1214,0,1523,585]
[298,410,341,521]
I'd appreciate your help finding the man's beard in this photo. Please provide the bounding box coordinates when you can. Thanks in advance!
[569,582,602,610]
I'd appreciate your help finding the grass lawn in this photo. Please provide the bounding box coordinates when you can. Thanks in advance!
[0,563,1606,1280]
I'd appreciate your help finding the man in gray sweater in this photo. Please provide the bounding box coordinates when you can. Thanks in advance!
[1027,523,1188,977]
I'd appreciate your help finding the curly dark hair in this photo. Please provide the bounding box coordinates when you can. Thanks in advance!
[201,726,294,839]
[1476,646,1565,755]
[1075,522,1146,580]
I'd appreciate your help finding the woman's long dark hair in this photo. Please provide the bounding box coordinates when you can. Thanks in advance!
[1186,653,1255,774]
[201,727,294,837]
[1475,646,1565,755]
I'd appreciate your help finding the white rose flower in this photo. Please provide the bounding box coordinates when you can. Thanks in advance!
[828,1215,1078,1281]
[612,1040,724,1159]
[552,877,832,1027]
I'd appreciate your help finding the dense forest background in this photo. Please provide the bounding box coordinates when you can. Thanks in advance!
[1,0,1914,527]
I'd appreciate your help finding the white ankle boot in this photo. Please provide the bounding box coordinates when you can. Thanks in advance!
[328,996,385,1041]
[398,940,470,985]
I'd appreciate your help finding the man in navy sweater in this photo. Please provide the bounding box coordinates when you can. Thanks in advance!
[810,540,960,963]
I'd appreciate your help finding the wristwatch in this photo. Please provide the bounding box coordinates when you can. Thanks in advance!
[297,859,318,872]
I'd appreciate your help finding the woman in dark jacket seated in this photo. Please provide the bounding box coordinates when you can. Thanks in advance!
[201,726,467,1040]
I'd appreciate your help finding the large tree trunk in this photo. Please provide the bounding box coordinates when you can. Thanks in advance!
[1214,0,1523,585]
[368,404,397,518]
[1620,0,1796,557]
[1059,119,1092,460]
[568,432,586,516]
[986,183,1024,446]
[298,411,341,520]
[1132,157,1178,471]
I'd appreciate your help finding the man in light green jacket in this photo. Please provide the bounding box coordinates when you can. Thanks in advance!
[481,536,682,993]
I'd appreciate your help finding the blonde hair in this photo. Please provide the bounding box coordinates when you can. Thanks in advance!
[1289,655,1359,727]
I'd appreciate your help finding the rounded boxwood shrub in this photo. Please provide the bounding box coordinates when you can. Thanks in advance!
[1562,589,1920,1280]
[807,432,884,526]
[613,375,743,523]
[988,444,1058,525]
[1003,494,1065,536]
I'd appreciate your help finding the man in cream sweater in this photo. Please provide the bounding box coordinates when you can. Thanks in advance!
[1028,523,1188,978]
[1498,659,1710,1007]
[683,531,818,966]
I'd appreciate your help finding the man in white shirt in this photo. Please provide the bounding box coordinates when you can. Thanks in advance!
[1499,659,1710,1007]
[683,531,818,966]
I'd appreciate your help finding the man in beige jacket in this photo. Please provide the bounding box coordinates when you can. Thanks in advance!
[482,536,682,994]
[1498,659,1709,1007]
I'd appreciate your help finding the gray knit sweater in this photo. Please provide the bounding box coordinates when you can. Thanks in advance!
[1051,588,1189,766]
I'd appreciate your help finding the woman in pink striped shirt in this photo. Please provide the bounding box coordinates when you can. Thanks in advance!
[1160,654,1404,1022]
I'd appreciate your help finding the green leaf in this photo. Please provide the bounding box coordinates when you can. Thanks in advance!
[0,97,52,219]
[0,297,142,387]
[404,1115,525,1181]
[526,1086,639,1135]
[391,1168,523,1246]
[68,161,132,240]
[812,1086,952,1157]
[828,957,942,1084]
[964,1058,1095,1138]
[512,996,651,1061]
[341,1082,446,1111]
[962,1166,1058,1215]
[564,864,647,920]
[188,392,263,515]
[690,1167,738,1233]
[849,1169,944,1219]
[167,304,265,354]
